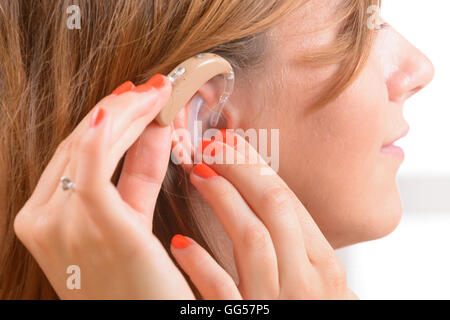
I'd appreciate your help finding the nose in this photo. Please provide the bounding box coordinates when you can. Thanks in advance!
[386,39,435,103]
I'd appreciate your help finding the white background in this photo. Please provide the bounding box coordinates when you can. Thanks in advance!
[336,1,450,299]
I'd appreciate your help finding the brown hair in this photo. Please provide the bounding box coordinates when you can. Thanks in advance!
[0,0,379,299]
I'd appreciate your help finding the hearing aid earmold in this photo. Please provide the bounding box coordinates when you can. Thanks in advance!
[155,53,235,127]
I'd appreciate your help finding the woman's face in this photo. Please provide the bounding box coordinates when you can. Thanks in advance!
[230,0,435,248]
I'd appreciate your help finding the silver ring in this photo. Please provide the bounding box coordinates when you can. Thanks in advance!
[60,176,76,191]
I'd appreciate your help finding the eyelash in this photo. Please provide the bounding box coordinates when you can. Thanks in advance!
[379,22,390,30]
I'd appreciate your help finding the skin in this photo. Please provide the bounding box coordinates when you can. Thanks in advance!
[14,78,197,299]
[13,0,434,299]
[214,0,435,249]
[171,0,434,294]
[14,75,356,299]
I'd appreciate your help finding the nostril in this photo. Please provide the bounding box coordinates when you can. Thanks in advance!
[406,86,423,99]
[388,60,433,103]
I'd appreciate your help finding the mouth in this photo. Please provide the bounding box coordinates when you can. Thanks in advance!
[380,125,410,159]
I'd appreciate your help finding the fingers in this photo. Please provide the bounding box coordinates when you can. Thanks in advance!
[233,134,336,264]
[30,97,113,206]
[116,122,171,220]
[28,137,72,206]
[74,106,112,195]
[61,106,130,233]
[59,76,171,230]
[34,75,171,206]
[189,163,279,299]
[170,235,242,300]
[203,139,310,287]
[104,76,172,178]
[70,87,160,188]
[69,77,171,188]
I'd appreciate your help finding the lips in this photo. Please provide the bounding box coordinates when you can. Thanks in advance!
[382,125,410,148]
[381,125,410,159]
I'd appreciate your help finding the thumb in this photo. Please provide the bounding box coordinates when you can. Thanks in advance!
[117,121,171,220]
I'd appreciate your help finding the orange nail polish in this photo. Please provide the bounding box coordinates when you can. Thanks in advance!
[201,139,215,156]
[147,74,166,89]
[132,74,166,93]
[200,139,228,158]
[111,81,134,95]
[193,163,218,179]
[89,106,105,128]
[215,129,237,147]
[171,234,191,249]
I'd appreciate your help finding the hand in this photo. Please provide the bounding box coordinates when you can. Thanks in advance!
[171,132,358,300]
[13,76,195,299]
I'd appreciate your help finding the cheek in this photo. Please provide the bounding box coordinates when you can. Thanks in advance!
[306,79,386,181]
[278,69,401,244]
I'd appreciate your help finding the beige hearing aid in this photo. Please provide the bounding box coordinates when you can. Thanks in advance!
[155,53,235,127]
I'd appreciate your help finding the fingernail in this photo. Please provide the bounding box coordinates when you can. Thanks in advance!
[192,163,219,179]
[200,139,227,158]
[89,106,105,128]
[201,139,215,156]
[215,129,237,147]
[171,234,191,249]
[132,74,166,93]
[111,81,135,95]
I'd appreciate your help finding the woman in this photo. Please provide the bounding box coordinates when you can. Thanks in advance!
[0,0,434,299]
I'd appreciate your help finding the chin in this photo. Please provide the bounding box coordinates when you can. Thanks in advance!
[359,187,404,244]
[328,188,403,249]
[356,162,405,243]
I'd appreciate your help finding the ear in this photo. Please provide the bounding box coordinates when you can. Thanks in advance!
[170,81,235,172]
[172,79,234,142]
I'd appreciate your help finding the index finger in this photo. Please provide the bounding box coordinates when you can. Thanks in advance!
[31,77,169,206]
